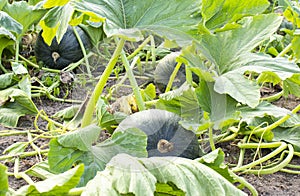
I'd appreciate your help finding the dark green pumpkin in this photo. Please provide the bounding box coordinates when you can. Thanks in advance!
[35,26,91,69]
[115,109,200,159]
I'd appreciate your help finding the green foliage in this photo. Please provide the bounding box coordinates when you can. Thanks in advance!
[2,1,46,38]
[48,124,147,186]
[0,163,8,195]
[16,164,84,195]
[1,0,300,195]
[82,154,247,196]
[0,88,38,127]
[201,0,270,32]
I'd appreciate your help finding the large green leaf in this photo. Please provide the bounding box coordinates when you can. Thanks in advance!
[273,127,300,151]
[0,88,38,127]
[16,164,84,195]
[0,163,8,195]
[195,81,239,128]
[180,45,215,82]
[235,54,300,80]
[283,74,300,97]
[48,124,147,186]
[0,11,22,35]
[214,72,261,108]
[156,83,202,122]
[73,0,200,45]
[239,101,300,127]
[3,1,46,37]
[198,14,282,74]
[201,0,270,31]
[82,154,247,196]
[198,148,234,183]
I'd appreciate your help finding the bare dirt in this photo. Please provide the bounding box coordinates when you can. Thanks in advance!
[1,76,300,195]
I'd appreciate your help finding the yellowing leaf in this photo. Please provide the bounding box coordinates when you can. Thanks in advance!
[43,0,70,8]
[39,20,59,46]
[292,35,300,60]
[83,11,105,23]
[69,13,84,26]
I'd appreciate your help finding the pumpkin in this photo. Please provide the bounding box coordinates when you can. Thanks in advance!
[154,52,199,92]
[35,26,91,69]
[115,109,200,159]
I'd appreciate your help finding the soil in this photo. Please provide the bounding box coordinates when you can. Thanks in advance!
[1,70,300,195]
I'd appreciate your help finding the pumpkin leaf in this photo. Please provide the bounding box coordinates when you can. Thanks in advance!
[0,31,15,58]
[11,62,28,75]
[195,81,239,129]
[283,77,300,97]
[0,11,22,35]
[0,88,38,127]
[214,72,261,108]
[155,183,185,195]
[95,98,127,131]
[235,54,300,81]
[198,14,282,75]
[82,154,247,196]
[0,0,6,10]
[141,83,156,101]
[239,101,300,127]
[181,45,215,82]
[39,4,74,45]
[52,105,80,120]
[198,148,235,183]
[156,84,202,122]
[25,161,56,180]
[201,0,270,31]
[16,164,84,195]
[3,1,46,37]
[273,127,300,151]
[43,0,70,8]
[73,0,200,45]
[0,73,14,90]
[291,35,300,60]
[3,142,28,157]
[48,124,147,186]
[0,163,8,195]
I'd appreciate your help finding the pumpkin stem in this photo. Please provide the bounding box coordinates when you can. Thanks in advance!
[157,139,174,153]
[52,52,60,64]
